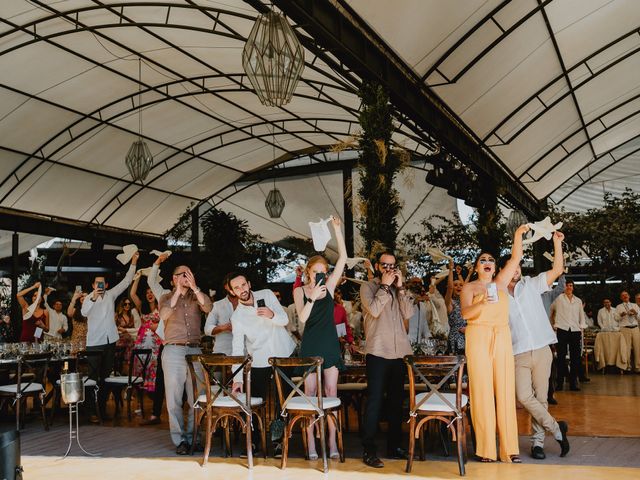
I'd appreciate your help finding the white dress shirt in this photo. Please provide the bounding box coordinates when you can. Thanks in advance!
[43,295,68,339]
[81,265,136,346]
[597,307,619,331]
[408,301,431,344]
[614,302,640,328]
[551,293,587,332]
[231,289,295,381]
[507,272,557,355]
[204,296,234,355]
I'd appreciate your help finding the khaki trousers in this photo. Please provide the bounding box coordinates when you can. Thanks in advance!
[621,327,640,371]
[514,346,560,448]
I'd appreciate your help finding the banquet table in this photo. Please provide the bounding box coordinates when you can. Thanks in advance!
[594,331,628,371]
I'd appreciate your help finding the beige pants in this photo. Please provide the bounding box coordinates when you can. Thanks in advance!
[621,327,640,371]
[514,346,560,448]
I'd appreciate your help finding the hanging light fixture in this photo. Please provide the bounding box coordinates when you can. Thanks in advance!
[242,9,305,107]
[265,127,285,218]
[125,58,153,182]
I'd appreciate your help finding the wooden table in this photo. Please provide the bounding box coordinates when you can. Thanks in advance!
[594,331,628,371]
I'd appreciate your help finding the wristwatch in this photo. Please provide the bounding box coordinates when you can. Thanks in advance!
[193,287,201,293]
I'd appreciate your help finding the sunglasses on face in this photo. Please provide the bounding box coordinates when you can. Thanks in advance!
[123,302,131,306]
[479,259,495,265]
[380,262,396,269]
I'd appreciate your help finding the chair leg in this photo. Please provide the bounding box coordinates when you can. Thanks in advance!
[280,420,290,470]
[40,393,49,431]
[319,414,328,474]
[301,417,309,459]
[224,420,232,457]
[406,416,416,473]
[203,412,213,466]
[456,419,465,476]
[336,409,345,463]
[191,410,202,456]
[126,387,133,422]
[16,396,21,431]
[246,413,253,469]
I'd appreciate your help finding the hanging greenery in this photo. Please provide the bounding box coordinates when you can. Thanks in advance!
[356,81,406,254]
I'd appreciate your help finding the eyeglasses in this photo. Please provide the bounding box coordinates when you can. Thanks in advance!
[123,302,131,306]
[379,262,396,269]
[479,259,495,265]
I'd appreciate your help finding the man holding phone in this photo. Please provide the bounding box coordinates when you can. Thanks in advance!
[81,250,139,423]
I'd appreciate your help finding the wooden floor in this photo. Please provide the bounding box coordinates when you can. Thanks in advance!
[10,373,640,479]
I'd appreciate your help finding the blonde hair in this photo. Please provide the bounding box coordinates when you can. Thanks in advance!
[304,255,329,284]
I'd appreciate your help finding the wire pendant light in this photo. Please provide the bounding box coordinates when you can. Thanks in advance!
[125,58,153,182]
[242,9,305,107]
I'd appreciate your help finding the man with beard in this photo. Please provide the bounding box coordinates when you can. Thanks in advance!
[158,265,212,455]
[499,231,570,460]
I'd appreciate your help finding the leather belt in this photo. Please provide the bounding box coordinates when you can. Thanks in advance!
[166,342,201,347]
[623,325,638,329]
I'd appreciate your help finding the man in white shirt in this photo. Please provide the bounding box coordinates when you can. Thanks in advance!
[204,274,237,355]
[43,292,68,339]
[406,279,431,345]
[229,272,295,399]
[501,231,569,460]
[81,251,138,422]
[614,291,640,372]
[551,280,587,391]
[597,299,618,331]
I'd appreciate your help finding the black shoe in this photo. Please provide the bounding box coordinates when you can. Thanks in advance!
[386,447,408,460]
[176,441,190,455]
[579,377,591,383]
[557,421,570,457]
[548,397,558,405]
[569,384,580,391]
[531,446,546,460]
[363,453,384,468]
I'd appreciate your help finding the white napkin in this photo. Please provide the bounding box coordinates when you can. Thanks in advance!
[308,217,332,252]
[116,244,138,264]
[23,284,42,320]
[427,247,452,263]
[434,268,449,279]
[523,217,563,245]
[346,257,374,272]
[136,267,162,283]
[150,249,172,258]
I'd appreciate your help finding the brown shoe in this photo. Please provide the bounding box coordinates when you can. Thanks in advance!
[140,417,161,426]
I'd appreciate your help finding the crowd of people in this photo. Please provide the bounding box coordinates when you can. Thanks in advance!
[2,218,640,468]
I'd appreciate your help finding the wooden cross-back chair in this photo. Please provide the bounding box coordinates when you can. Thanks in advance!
[404,355,468,476]
[186,354,266,469]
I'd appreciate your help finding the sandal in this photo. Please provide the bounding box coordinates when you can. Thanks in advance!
[510,455,522,463]
[477,456,495,463]
[308,452,318,461]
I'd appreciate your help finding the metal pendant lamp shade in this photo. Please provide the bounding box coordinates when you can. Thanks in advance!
[265,187,285,218]
[126,139,153,182]
[506,209,528,236]
[242,10,305,107]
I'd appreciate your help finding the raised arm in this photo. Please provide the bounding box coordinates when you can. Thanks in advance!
[445,258,455,312]
[108,253,138,299]
[17,282,40,312]
[546,231,565,287]
[130,272,143,312]
[325,216,348,294]
[495,224,530,288]
[67,291,80,318]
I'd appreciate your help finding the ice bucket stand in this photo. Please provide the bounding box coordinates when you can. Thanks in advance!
[59,372,99,459]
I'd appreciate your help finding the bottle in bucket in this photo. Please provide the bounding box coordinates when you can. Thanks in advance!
[486,282,499,303]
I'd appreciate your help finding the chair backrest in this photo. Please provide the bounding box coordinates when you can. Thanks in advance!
[16,352,51,394]
[269,356,324,416]
[186,353,253,415]
[113,345,126,375]
[404,355,466,417]
[76,350,102,380]
[128,348,152,385]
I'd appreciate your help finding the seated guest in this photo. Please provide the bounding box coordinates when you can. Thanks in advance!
[597,299,618,331]
[615,291,640,373]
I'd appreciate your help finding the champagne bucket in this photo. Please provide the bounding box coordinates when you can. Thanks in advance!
[60,373,85,404]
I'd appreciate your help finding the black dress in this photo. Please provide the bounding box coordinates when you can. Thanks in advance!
[299,291,344,371]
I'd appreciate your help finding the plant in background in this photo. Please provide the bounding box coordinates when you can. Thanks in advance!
[356,81,407,254]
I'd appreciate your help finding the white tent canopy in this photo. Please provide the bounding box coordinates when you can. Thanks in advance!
[0,1,635,252]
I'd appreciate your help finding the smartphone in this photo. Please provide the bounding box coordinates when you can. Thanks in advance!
[97,281,105,290]
[257,299,266,308]
[486,282,498,304]
[75,285,82,293]
[315,272,326,285]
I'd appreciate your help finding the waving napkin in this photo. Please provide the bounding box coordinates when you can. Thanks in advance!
[150,249,172,258]
[427,247,452,263]
[308,217,332,252]
[23,284,42,320]
[346,257,374,272]
[136,267,163,283]
[523,217,563,245]
[434,268,450,280]
[116,244,138,265]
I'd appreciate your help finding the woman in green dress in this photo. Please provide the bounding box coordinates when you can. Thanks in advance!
[294,216,347,460]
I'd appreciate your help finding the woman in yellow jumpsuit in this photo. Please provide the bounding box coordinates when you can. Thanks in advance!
[461,224,529,462]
